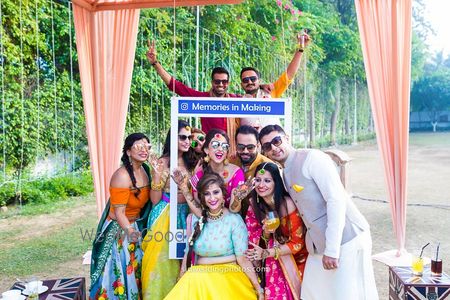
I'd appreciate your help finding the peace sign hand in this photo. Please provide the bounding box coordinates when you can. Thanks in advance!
[147,40,157,64]
[148,152,164,174]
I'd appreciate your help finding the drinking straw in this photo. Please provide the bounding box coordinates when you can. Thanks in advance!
[436,242,440,261]
[420,242,430,258]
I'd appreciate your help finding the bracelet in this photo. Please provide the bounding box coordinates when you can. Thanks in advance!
[298,48,304,52]
[151,181,163,191]
[124,225,132,234]
[151,61,158,66]
[273,246,280,260]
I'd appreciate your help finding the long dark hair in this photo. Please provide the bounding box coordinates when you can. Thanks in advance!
[201,128,230,174]
[161,119,196,172]
[186,172,227,269]
[251,162,291,244]
[120,133,150,196]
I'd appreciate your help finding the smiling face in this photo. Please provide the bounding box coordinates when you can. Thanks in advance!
[192,132,205,153]
[259,131,290,164]
[205,134,229,164]
[127,138,151,162]
[202,182,225,213]
[211,73,229,97]
[178,127,192,153]
[236,133,258,166]
[241,70,260,95]
[254,170,275,199]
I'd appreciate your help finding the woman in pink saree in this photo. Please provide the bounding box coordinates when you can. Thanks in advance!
[245,162,308,300]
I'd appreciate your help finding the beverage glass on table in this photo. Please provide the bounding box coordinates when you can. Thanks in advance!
[264,211,280,231]
[431,259,443,276]
[411,256,424,276]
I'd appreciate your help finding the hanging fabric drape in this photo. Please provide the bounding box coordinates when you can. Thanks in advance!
[72,6,140,217]
[355,0,412,253]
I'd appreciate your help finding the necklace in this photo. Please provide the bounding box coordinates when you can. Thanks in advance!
[222,169,229,179]
[207,209,224,220]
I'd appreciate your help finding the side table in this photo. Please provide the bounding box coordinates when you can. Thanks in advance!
[11,277,86,300]
[389,266,450,299]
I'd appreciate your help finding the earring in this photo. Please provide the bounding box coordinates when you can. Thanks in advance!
[204,156,210,163]
[224,158,229,165]
[128,155,132,165]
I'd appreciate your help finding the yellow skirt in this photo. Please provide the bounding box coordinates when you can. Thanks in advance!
[164,263,257,300]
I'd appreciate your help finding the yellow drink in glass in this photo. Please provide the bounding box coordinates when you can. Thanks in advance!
[411,256,424,276]
[265,218,280,231]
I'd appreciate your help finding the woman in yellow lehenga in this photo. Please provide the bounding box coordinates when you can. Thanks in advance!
[141,120,196,300]
[165,172,264,300]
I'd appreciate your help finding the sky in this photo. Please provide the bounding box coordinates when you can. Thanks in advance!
[421,0,450,56]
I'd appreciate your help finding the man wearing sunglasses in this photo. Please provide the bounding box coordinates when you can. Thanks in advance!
[234,125,272,179]
[240,32,310,131]
[147,40,240,136]
[259,124,378,300]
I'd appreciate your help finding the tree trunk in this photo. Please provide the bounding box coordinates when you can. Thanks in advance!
[329,80,341,146]
[309,93,315,148]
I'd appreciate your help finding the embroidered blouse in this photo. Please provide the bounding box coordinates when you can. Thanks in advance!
[192,212,248,257]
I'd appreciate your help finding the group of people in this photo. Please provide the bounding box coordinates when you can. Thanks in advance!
[89,32,379,300]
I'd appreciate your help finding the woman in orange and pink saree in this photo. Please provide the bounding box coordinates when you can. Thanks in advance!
[245,162,308,300]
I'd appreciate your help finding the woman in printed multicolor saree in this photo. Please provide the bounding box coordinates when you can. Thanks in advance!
[245,162,309,300]
[89,133,152,300]
[141,120,196,300]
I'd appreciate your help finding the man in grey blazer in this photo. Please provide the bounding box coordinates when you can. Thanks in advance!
[259,124,378,300]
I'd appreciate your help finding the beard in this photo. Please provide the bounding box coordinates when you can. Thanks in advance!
[238,152,256,166]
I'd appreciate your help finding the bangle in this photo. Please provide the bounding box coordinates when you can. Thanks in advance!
[151,181,163,191]
[151,61,158,66]
[298,48,304,52]
[273,246,280,260]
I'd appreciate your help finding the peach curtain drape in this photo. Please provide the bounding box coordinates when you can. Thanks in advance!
[355,0,412,252]
[72,5,140,217]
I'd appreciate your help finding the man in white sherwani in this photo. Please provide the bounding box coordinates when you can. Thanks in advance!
[259,124,378,300]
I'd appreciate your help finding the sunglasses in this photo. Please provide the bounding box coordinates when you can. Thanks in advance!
[242,76,258,84]
[213,79,229,85]
[236,143,257,152]
[210,141,230,151]
[178,134,193,141]
[133,143,152,152]
[261,136,283,153]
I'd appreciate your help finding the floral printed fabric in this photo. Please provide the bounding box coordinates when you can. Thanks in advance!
[89,220,143,300]
[245,206,308,300]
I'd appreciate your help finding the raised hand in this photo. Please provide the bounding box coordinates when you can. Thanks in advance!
[171,168,189,190]
[148,152,164,174]
[233,176,255,202]
[297,30,311,50]
[147,40,157,64]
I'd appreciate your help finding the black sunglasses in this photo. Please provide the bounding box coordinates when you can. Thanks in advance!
[213,79,229,85]
[178,134,193,141]
[242,76,258,84]
[210,141,230,151]
[261,136,283,153]
[236,143,257,152]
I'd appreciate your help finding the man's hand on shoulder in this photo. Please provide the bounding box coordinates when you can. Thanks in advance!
[322,255,339,270]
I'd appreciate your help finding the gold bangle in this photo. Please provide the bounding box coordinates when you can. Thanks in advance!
[151,181,163,191]
[273,246,280,260]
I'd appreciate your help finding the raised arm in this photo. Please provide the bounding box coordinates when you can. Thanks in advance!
[147,40,171,85]
[285,32,311,80]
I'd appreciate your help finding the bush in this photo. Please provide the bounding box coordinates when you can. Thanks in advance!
[0,172,93,207]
